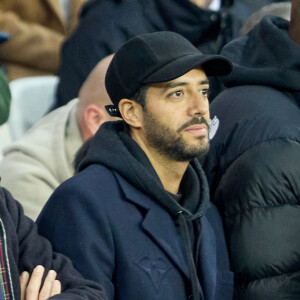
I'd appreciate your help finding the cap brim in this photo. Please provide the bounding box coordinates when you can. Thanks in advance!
[143,54,232,84]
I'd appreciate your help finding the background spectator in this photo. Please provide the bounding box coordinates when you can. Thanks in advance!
[289,0,300,44]
[54,0,291,109]
[0,26,106,300]
[203,13,300,299]
[0,31,10,125]
[53,0,236,108]
[239,2,291,35]
[229,0,290,23]
[0,69,10,125]
[0,55,114,220]
[0,0,86,80]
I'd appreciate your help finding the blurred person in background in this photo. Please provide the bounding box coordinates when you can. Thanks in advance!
[0,31,10,124]
[0,55,115,220]
[0,37,106,299]
[54,0,290,109]
[203,2,300,297]
[239,1,291,35]
[0,69,10,125]
[54,0,236,108]
[0,0,86,80]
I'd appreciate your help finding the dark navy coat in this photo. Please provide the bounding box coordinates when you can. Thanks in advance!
[37,163,233,300]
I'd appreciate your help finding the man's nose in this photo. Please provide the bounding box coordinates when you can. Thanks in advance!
[187,92,209,116]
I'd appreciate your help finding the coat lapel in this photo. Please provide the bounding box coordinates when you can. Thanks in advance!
[196,217,217,300]
[115,173,190,279]
[141,205,190,279]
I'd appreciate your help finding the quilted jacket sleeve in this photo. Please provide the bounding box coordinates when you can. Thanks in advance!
[214,139,300,299]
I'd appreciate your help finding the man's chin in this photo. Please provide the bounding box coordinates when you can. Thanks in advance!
[185,135,209,148]
[175,143,210,162]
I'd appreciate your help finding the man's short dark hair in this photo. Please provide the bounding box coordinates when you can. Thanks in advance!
[130,84,150,109]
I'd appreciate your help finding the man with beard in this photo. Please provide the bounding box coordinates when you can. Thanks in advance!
[37,31,234,300]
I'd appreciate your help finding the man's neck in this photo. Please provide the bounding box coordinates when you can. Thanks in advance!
[147,155,188,195]
[131,131,188,194]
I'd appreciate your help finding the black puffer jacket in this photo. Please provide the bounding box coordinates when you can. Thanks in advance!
[203,16,300,299]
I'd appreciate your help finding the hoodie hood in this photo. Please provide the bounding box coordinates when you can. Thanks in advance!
[220,16,300,91]
[78,121,210,219]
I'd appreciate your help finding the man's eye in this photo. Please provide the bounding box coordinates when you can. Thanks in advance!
[200,89,209,97]
[171,90,183,98]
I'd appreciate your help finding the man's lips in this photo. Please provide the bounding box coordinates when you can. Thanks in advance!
[184,124,208,136]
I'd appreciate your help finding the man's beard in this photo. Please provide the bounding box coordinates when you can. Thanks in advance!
[143,110,210,162]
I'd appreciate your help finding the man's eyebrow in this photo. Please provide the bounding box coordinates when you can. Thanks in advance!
[199,79,209,85]
[162,82,187,93]
[162,79,209,94]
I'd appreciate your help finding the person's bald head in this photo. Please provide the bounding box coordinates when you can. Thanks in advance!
[78,54,113,108]
[76,54,116,141]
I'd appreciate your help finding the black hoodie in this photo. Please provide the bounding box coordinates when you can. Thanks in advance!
[78,122,210,218]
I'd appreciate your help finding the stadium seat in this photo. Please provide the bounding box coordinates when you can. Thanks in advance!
[8,76,59,140]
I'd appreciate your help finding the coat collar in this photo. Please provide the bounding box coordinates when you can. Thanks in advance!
[114,172,190,279]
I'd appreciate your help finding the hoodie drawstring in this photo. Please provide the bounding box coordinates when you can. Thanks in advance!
[177,212,204,300]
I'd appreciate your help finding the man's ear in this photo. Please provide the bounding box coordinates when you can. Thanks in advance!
[84,104,106,137]
[118,99,143,128]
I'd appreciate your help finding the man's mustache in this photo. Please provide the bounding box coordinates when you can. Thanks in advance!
[177,117,209,133]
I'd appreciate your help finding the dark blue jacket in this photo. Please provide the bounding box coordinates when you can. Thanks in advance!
[37,121,233,300]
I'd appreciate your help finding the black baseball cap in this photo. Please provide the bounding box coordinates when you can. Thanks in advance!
[105,31,232,117]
